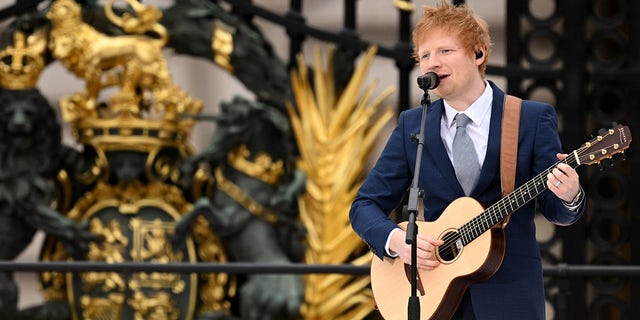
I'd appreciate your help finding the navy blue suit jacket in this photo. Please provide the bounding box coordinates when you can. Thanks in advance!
[350,82,585,319]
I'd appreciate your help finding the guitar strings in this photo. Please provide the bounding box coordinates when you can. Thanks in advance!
[445,129,625,257]
[435,142,600,260]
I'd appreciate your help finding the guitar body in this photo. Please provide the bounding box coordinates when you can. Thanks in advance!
[371,197,506,320]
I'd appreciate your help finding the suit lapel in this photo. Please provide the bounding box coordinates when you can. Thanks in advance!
[424,100,463,194]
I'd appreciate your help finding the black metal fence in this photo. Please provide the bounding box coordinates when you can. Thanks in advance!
[3,260,640,278]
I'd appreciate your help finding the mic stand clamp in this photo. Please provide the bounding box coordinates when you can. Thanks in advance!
[405,88,431,320]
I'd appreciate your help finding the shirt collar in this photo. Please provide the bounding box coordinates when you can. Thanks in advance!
[443,81,493,128]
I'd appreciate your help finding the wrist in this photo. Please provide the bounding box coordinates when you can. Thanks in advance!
[562,187,583,207]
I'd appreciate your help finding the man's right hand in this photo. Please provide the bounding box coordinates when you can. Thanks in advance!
[389,229,444,270]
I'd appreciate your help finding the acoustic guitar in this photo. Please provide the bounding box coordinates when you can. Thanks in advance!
[370,124,632,320]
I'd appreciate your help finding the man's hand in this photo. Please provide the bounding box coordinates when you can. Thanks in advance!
[547,153,581,202]
[389,229,444,270]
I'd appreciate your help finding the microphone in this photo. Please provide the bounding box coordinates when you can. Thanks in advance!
[417,72,440,90]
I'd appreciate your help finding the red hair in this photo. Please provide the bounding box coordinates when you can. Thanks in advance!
[412,0,492,76]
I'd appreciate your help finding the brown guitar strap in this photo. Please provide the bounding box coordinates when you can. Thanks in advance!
[500,95,522,228]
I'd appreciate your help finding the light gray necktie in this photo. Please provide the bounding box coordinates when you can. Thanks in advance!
[452,113,480,195]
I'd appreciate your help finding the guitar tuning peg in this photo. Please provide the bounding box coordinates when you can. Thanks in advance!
[598,162,604,171]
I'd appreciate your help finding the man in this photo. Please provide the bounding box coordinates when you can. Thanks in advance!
[349,1,585,319]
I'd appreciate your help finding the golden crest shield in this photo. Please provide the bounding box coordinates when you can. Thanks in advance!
[64,185,198,320]
[40,177,233,320]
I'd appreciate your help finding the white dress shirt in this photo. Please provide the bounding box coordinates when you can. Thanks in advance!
[440,81,493,167]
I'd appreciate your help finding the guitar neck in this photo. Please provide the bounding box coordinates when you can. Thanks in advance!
[459,151,581,245]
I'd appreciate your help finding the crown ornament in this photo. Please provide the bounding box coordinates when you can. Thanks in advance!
[59,86,202,154]
[0,30,47,89]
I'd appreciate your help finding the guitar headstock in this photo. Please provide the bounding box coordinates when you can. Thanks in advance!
[576,124,632,166]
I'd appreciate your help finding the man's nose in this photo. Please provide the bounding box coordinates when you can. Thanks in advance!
[424,56,441,70]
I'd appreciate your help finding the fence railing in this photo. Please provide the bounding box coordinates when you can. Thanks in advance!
[2,260,640,277]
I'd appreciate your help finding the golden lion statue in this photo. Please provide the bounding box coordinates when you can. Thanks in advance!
[47,0,197,118]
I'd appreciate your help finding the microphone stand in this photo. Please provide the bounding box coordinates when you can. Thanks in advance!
[405,88,432,320]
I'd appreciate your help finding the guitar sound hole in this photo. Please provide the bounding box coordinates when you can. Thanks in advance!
[437,230,462,263]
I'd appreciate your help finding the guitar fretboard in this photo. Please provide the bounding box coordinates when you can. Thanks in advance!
[459,152,580,245]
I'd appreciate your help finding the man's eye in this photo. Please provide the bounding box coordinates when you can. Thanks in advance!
[421,53,430,59]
